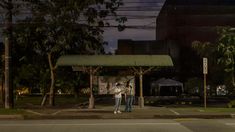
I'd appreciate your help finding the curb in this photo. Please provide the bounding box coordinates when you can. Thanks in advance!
[153,114,232,119]
[0,115,24,120]
[0,114,234,120]
[23,115,102,120]
[18,114,235,120]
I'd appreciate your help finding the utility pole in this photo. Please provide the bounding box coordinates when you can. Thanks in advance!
[4,0,13,109]
[0,43,4,106]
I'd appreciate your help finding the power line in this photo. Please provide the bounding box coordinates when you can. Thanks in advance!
[118,5,163,8]
[0,9,162,13]
[2,0,164,3]
[0,17,156,24]
[117,9,161,12]
[0,22,156,29]
[0,1,161,29]
[1,13,159,20]
[124,2,164,5]
[123,0,166,4]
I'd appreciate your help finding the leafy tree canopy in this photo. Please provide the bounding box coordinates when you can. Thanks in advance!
[12,0,126,106]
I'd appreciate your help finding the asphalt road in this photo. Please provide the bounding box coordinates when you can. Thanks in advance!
[0,119,235,132]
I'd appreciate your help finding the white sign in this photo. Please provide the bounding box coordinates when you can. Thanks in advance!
[203,58,208,74]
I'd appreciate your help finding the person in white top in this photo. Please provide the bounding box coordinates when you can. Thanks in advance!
[113,83,123,114]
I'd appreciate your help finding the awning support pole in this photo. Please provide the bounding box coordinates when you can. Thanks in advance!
[88,67,94,109]
[138,67,144,108]
[131,66,155,108]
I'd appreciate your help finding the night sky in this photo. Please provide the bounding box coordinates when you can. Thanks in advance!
[103,0,166,53]
[0,0,166,52]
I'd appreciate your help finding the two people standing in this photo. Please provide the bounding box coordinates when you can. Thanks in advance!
[113,81,135,114]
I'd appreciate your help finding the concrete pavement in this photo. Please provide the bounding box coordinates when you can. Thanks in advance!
[1,119,235,132]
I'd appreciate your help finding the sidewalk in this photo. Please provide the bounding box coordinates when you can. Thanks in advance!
[1,105,235,120]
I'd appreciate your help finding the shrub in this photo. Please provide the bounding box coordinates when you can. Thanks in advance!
[227,100,235,108]
[185,77,203,96]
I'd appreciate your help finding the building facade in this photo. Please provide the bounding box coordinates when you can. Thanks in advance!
[156,0,235,44]
[156,0,235,81]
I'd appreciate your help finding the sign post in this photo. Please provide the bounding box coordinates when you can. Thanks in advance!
[203,58,208,109]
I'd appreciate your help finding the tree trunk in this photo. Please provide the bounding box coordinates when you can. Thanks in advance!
[41,93,48,106]
[232,72,235,95]
[74,87,79,99]
[1,76,4,106]
[74,74,80,99]
[48,53,55,106]
[88,67,94,109]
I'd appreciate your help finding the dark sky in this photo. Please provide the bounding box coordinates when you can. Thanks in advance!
[103,0,166,53]
[0,0,166,52]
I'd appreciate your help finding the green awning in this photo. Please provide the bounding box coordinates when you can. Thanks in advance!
[56,55,173,67]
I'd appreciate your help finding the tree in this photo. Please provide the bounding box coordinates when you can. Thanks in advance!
[192,27,235,95]
[15,0,126,106]
[217,27,235,95]
[192,41,225,87]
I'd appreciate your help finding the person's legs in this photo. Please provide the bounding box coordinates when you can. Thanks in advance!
[118,98,122,112]
[125,95,133,112]
[129,95,134,112]
[114,97,119,113]
[125,96,130,112]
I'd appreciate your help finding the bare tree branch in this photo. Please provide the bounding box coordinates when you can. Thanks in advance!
[0,2,5,8]
[93,66,102,74]
[0,0,10,8]
[130,67,139,75]
[143,66,155,74]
